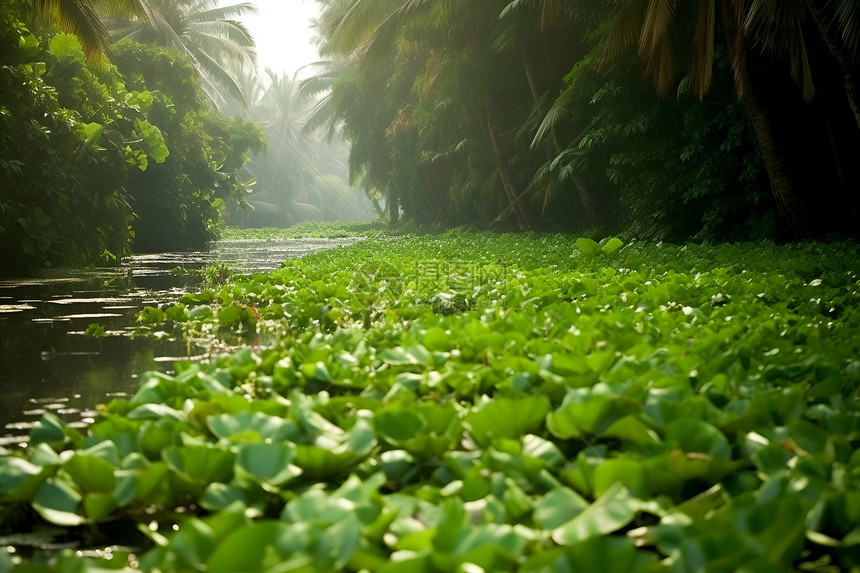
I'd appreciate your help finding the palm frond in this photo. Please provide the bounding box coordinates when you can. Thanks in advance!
[34,0,111,63]
[745,0,814,101]
[191,45,248,107]
[640,0,676,56]
[600,0,649,66]
[829,0,860,60]
[191,2,258,21]
[691,0,715,98]
[331,0,403,54]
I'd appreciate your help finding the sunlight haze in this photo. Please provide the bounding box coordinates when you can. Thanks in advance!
[231,0,321,79]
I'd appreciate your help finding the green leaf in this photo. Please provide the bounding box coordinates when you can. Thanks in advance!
[64,455,116,493]
[30,413,67,448]
[534,487,589,529]
[77,122,103,147]
[163,445,235,484]
[236,442,300,485]
[207,411,297,442]
[48,33,84,61]
[83,491,118,520]
[465,395,550,446]
[665,420,731,458]
[601,237,624,255]
[207,521,287,573]
[33,480,85,526]
[552,482,640,545]
[575,238,602,256]
[376,409,424,442]
[18,33,40,59]
[0,457,52,501]
[135,119,169,163]
[137,306,165,325]
[522,536,657,573]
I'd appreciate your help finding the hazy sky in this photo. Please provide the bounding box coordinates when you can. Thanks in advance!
[233,0,321,79]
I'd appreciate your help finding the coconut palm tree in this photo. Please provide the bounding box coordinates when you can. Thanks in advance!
[30,0,150,64]
[599,0,842,238]
[744,0,860,129]
[108,0,258,108]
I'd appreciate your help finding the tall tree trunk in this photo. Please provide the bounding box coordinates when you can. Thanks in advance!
[804,0,860,130]
[487,106,536,230]
[719,0,814,239]
[520,41,542,102]
[387,191,399,225]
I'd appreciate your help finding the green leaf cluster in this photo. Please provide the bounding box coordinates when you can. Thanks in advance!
[2,232,860,571]
[0,7,265,273]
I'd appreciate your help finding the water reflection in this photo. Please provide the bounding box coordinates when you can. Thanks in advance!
[0,238,359,449]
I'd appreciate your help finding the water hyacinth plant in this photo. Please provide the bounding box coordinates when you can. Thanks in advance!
[1,229,860,571]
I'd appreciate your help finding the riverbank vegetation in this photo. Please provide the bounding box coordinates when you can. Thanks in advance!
[0,1,370,275]
[2,231,860,571]
[0,2,264,270]
[312,0,860,241]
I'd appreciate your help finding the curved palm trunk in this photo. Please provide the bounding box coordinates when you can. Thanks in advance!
[719,0,814,239]
[487,107,536,230]
[803,0,860,130]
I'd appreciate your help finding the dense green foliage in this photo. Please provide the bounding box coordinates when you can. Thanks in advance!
[315,0,860,240]
[2,231,859,571]
[112,41,264,251]
[0,6,164,270]
[0,4,264,271]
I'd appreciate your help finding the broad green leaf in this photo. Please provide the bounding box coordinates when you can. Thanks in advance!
[236,442,300,485]
[465,395,550,446]
[207,522,287,573]
[29,413,67,448]
[48,33,84,61]
[64,455,116,493]
[33,480,84,526]
[665,420,731,458]
[376,409,424,442]
[0,457,52,501]
[163,445,235,484]
[83,491,118,520]
[575,238,602,256]
[18,33,40,59]
[207,411,297,442]
[534,487,589,529]
[592,458,648,497]
[552,482,639,545]
[522,536,657,573]
[601,237,624,255]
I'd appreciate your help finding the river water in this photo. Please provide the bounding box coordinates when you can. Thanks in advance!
[0,238,358,452]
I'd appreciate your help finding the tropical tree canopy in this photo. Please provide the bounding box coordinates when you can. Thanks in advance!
[30,0,149,63]
[310,0,860,239]
[108,0,258,107]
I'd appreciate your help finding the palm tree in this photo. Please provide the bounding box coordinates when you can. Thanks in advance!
[745,0,860,129]
[323,0,544,228]
[108,0,258,108]
[600,0,836,238]
[30,0,149,64]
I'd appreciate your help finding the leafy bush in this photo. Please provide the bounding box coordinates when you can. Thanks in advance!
[0,7,166,271]
[111,41,265,252]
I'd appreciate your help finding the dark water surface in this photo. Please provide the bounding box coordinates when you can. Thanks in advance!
[0,238,358,451]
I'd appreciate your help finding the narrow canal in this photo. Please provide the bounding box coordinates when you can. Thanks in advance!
[0,238,359,452]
